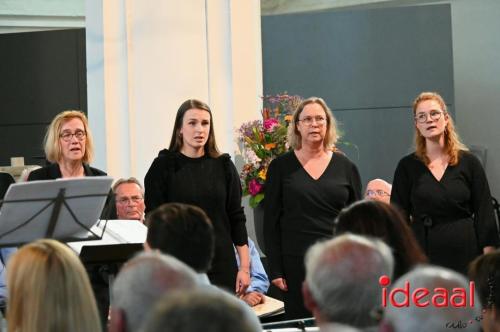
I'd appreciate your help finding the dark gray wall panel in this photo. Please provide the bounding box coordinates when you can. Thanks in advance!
[262,4,454,187]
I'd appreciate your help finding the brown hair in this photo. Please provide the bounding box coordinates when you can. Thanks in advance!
[287,97,339,150]
[44,110,94,164]
[112,177,144,194]
[168,99,220,158]
[412,92,468,165]
[335,200,427,280]
[7,239,101,332]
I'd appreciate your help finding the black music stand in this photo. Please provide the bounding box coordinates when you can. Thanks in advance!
[0,177,113,247]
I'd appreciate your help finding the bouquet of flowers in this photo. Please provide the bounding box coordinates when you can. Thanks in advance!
[237,93,303,208]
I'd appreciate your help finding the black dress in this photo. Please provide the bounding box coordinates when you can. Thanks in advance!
[144,149,248,291]
[264,151,361,319]
[391,151,499,274]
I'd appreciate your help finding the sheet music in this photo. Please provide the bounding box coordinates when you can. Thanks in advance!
[252,295,285,317]
[0,177,113,245]
[67,219,147,254]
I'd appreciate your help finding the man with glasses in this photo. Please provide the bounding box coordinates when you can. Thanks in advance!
[113,177,146,222]
[365,178,392,204]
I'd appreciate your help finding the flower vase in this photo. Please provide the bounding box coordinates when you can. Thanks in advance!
[253,201,266,254]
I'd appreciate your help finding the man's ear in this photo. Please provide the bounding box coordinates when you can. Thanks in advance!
[302,282,318,313]
[109,308,127,332]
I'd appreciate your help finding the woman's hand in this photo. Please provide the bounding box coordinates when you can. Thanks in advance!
[483,246,495,254]
[272,277,288,291]
[236,269,251,296]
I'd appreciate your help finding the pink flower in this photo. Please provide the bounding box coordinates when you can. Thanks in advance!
[263,118,279,132]
[248,179,263,196]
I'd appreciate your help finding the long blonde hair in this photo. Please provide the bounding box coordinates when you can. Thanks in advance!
[287,97,339,150]
[44,110,94,164]
[412,92,468,165]
[7,239,102,332]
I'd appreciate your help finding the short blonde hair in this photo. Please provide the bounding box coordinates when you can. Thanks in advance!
[6,239,102,332]
[44,110,94,164]
[412,92,467,165]
[287,97,339,150]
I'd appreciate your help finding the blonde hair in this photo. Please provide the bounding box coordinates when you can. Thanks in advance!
[287,97,339,150]
[44,110,94,164]
[412,92,468,166]
[6,239,102,332]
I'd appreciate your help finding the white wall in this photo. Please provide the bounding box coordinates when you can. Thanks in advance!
[86,0,263,183]
[451,0,500,197]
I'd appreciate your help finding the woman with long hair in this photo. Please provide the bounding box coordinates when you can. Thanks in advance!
[6,239,101,332]
[391,92,498,274]
[144,99,250,295]
[264,97,361,318]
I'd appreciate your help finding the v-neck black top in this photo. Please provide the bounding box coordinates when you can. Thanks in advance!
[391,151,499,273]
[264,150,361,279]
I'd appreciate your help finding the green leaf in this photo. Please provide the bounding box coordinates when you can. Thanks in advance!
[249,193,265,208]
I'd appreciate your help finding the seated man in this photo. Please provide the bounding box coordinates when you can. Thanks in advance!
[112,177,146,222]
[109,252,199,332]
[143,288,262,332]
[145,203,268,305]
[235,238,270,306]
[364,178,392,204]
[303,234,394,331]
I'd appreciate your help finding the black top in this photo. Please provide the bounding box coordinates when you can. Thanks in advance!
[264,151,362,279]
[391,151,499,272]
[144,149,248,261]
[27,163,107,180]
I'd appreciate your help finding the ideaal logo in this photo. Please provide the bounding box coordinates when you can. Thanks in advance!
[378,275,475,308]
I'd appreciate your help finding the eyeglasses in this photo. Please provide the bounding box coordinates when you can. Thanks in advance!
[116,196,144,205]
[365,190,390,197]
[298,116,326,126]
[60,130,86,142]
[414,110,443,124]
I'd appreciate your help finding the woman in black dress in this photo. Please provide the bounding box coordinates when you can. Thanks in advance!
[391,92,498,274]
[264,97,361,319]
[144,99,250,294]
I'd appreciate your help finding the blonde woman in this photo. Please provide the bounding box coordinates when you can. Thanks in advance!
[391,92,498,274]
[264,97,361,319]
[6,239,101,332]
[28,110,105,180]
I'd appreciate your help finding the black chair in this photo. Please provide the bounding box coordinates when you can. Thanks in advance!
[492,196,500,241]
[0,172,15,200]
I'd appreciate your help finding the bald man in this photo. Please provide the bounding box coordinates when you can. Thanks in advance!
[364,178,392,204]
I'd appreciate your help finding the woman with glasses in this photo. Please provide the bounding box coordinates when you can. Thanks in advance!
[391,92,498,274]
[264,97,361,319]
[144,99,250,296]
[28,110,106,180]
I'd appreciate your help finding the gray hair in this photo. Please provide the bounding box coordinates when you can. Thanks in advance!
[305,233,394,327]
[287,97,339,150]
[143,288,261,332]
[112,177,144,195]
[383,265,482,332]
[111,252,198,332]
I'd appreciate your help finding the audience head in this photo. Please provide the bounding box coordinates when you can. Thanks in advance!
[364,178,392,204]
[44,110,94,164]
[6,239,101,332]
[168,99,220,157]
[303,233,394,328]
[288,97,338,150]
[469,250,500,332]
[113,177,146,220]
[335,200,427,279]
[412,92,467,165]
[145,203,215,273]
[110,251,198,332]
[382,265,481,332]
[143,288,261,332]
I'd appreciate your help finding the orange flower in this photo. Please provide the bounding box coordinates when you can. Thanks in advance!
[284,114,293,122]
[264,143,276,150]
